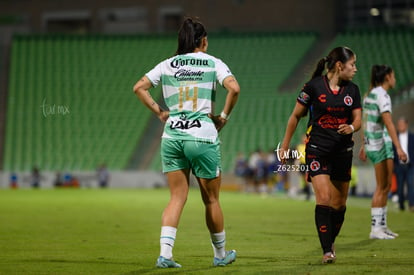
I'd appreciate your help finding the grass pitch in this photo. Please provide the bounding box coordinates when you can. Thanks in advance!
[0,188,413,274]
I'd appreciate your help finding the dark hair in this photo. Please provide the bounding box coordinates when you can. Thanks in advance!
[175,17,207,55]
[398,116,408,124]
[370,64,393,89]
[311,46,355,80]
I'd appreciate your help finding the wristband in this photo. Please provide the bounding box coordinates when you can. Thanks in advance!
[220,111,229,120]
[349,124,354,133]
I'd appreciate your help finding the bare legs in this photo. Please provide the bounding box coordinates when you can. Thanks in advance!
[372,159,393,208]
[161,169,224,233]
[312,175,349,210]
[161,169,190,227]
[369,158,398,239]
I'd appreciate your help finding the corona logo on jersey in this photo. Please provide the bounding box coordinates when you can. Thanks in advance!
[170,58,209,69]
[344,95,353,106]
[310,160,320,171]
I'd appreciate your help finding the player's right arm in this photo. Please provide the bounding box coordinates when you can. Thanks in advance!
[133,76,169,123]
[279,102,308,161]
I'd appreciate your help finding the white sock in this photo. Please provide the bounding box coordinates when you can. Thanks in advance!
[211,231,226,259]
[160,226,177,259]
[371,207,385,232]
[382,206,388,229]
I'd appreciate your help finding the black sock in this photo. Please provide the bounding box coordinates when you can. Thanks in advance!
[331,207,346,244]
[315,205,333,254]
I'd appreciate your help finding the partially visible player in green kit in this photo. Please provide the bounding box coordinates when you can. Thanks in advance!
[133,16,240,268]
[359,65,407,239]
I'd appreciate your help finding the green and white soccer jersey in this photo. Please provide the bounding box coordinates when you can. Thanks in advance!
[363,86,392,152]
[146,52,232,143]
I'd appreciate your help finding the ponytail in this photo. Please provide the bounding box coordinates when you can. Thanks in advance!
[310,46,355,80]
[311,57,327,79]
[370,64,393,90]
[176,17,207,55]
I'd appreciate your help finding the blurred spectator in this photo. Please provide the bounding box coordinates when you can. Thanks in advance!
[248,149,268,193]
[267,149,278,192]
[30,166,41,188]
[349,165,358,196]
[70,176,80,188]
[10,172,18,189]
[256,151,269,193]
[97,164,110,188]
[393,117,414,211]
[248,149,261,192]
[63,173,72,187]
[54,172,63,187]
[234,152,249,191]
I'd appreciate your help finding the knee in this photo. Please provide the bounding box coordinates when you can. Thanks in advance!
[331,203,346,211]
[202,195,219,206]
[170,193,188,205]
[377,184,391,194]
[315,193,331,206]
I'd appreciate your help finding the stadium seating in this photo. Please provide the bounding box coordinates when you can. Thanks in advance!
[5,32,316,172]
[4,34,175,171]
[328,28,414,95]
[7,29,412,173]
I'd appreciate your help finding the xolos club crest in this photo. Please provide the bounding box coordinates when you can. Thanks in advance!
[344,95,353,106]
[310,160,320,171]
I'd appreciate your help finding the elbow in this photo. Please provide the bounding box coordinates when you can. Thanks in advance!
[133,83,143,96]
[230,85,241,97]
[133,84,139,95]
[234,86,241,96]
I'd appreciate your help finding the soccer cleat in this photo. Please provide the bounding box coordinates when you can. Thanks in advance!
[155,256,182,268]
[213,250,237,266]
[383,228,399,237]
[369,230,395,240]
[322,252,336,264]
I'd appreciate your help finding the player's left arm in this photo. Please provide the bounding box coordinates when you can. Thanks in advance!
[133,76,169,123]
[221,75,240,118]
[209,75,240,132]
[338,108,361,135]
[382,112,407,162]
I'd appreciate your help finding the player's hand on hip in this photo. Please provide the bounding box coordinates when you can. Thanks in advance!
[208,113,227,132]
[158,111,169,123]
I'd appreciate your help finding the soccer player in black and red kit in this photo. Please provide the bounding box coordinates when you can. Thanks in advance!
[279,47,362,263]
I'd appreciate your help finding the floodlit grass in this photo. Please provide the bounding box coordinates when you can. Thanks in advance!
[0,188,413,274]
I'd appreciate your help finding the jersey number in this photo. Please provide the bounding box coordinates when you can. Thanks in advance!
[178,86,198,112]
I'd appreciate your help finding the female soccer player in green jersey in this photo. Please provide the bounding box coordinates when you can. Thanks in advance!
[359,65,407,239]
[133,17,240,268]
